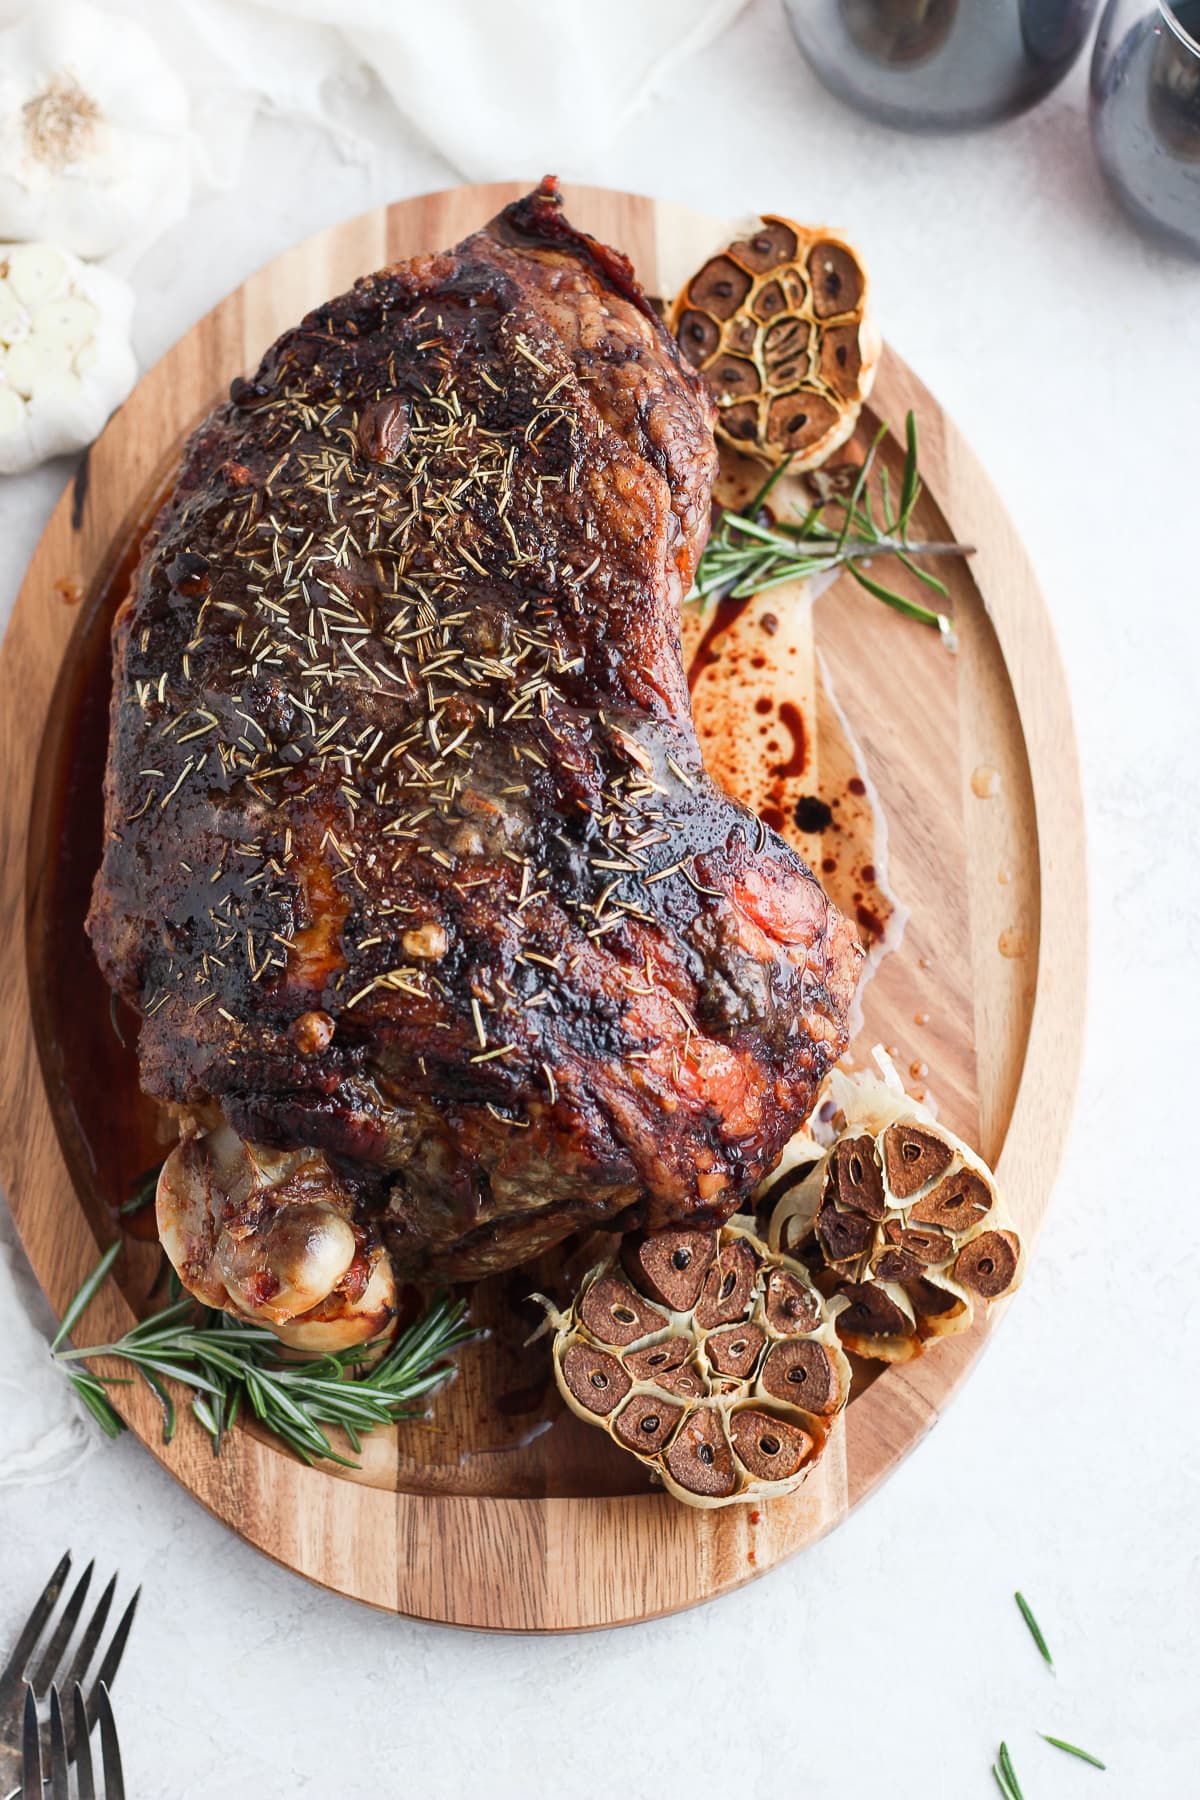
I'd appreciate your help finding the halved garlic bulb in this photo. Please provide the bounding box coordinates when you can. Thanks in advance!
[157,1123,396,1352]
[764,1050,1025,1361]
[0,0,192,259]
[0,241,135,472]
[670,214,880,471]
[539,1219,850,1509]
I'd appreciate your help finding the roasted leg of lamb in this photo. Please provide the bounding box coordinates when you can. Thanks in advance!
[88,180,862,1348]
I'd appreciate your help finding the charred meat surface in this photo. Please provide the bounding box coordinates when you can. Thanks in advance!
[88,179,862,1297]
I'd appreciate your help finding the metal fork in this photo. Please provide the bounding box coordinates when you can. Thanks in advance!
[0,1553,138,1791]
[21,1682,125,1799]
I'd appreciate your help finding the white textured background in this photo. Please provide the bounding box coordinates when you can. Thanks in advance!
[2,3,1199,1795]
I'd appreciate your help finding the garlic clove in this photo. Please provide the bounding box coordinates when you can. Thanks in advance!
[621,1225,717,1311]
[909,1167,995,1232]
[6,337,65,398]
[4,243,69,309]
[662,1405,739,1502]
[730,1407,814,1483]
[31,294,100,353]
[0,279,28,346]
[759,1337,842,1415]
[952,1229,1022,1299]
[622,1335,691,1382]
[578,1272,666,1347]
[704,1321,766,1380]
[612,1392,684,1457]
[559,1341,631,1418]
[762,1265,823,1336]
[693,1234,760,1329]
[881,1121,955,1198]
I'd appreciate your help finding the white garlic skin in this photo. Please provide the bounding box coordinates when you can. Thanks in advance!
[0,0,191,258]
[0,241,135,472]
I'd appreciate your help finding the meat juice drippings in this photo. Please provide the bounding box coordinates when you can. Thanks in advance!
[680,579,907,1030]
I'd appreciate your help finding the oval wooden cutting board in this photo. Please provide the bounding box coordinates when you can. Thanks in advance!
[0,183,1086,1629]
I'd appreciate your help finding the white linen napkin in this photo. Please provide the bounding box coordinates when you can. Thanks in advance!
[173,0,749,180]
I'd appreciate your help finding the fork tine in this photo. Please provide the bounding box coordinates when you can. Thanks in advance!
[59,1573,115,1701]
[20,1686,41,1800]
[96,1686,124,1800]
[30,1561,94,1695]
[47,1687,69,1800]
[88,1588,139,1703]
[0,1552,71,1690]
[72,1685,96,1800]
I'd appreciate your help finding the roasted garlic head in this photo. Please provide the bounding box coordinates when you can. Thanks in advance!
[157,1122,395,1352]
[765,1055,1024,1361]
[541,1220,850,1508]
[670,215,880,470]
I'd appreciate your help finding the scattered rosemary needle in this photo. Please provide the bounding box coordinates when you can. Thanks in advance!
[1015,1590,1055,1669]
[995,1741,1025,1800]
[1041,1735,1106,1770]
[53,1246,475,1467]
[687,410,970,645]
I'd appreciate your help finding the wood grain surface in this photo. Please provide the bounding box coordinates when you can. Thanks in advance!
[0,183,1087,1629]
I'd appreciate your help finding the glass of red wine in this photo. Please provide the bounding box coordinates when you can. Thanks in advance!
[782,1,1102,129]
[1091,2,1200,256]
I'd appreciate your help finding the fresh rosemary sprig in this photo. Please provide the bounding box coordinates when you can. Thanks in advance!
[1015,1590,1055,1669]
[688,411,970,643]
[1040,1735,1106,1771]
[53,1243,475,1468]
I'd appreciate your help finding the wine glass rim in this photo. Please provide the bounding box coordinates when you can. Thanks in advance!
[1160,2,1200,57]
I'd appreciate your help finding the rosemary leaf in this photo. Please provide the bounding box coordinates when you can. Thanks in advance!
[68,1372,126,1439]
[849,565,950,636]
[118,1163,162,1216]
[899,409,921,526]
[190,1393,221,1444]
[1015,1591,1055,1668]
[1041,1735,1106,1770]
[999,1742,1025,1800]
[745,453,794,517]
[895,548,950,599]
[50,1240,120,1353]
[138,1366,177,1444]
[834,423,886,559]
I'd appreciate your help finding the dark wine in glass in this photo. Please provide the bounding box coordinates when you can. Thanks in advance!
[1091,2,1200,256]
[784,0,1102,129]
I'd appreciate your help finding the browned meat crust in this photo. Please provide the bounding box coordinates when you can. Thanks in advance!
[88,179,861,1279]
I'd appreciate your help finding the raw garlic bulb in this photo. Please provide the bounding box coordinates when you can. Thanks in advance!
[540,1220,850,1509]
[765,1051,1025,1362]
[0,240,135,473]
[0,0,191,258]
